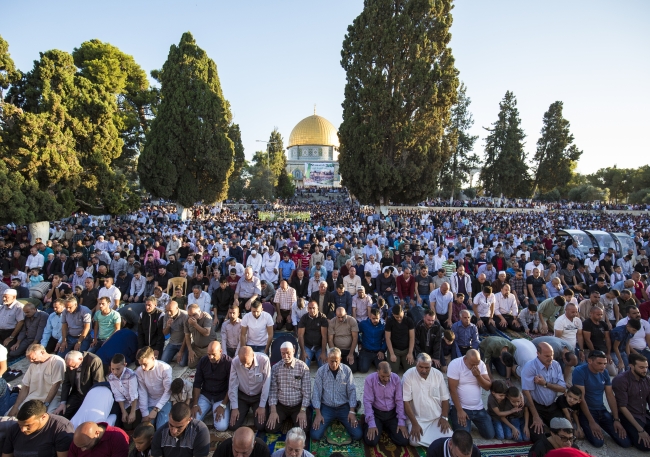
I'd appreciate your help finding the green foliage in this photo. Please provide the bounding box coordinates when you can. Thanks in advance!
[72,39,160,186]
[462,188,477,199]
[586,166,633,203]
[567,184,607,202]
[439,83,479,198]
[0,35,20,98]
[629,188,650,204]
[479,91,531,198]
[226,123,247,200]
[1,38,141,224]
[267,128,286,186]
[338,0,459,205]
[138,32,234,206]
[275,168,295,199]
[244,161,274,202]
[536,188,562,202]
[532,101,582,193]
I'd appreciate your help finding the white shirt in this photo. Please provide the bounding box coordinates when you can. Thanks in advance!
[402,366,449,421]
[187,291,212,314]
[246,254,263,276]
[617,317,650,350]
[25,253,45,270]
[473,293,495,318]
[511,339,537,376]
[554,314,582,348]
[447,357,488,411]
[241,311,274,346]
[97,285,122,309]
[585,258,599,274]
[136,360,172,416]
[364,261,381,279]
[494,292,518,317]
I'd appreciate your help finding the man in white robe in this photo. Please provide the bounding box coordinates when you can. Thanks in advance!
[261,246,280,285]
[246,250,263,277]
[402,352,453,447]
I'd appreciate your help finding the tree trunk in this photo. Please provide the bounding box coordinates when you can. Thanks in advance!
[176,204,191,221]
[29,221,50,243]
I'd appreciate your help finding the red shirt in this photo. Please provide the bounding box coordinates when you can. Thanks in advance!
[635,281,645,301]
[69,423,129,457]
[639,301,650,321]
[396,274,416,299]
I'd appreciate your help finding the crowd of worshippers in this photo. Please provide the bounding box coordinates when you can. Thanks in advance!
[0,213,649,456]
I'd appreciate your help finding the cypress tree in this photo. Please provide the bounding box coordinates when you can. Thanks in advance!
[227,123,247,200]
[138,32,234,207]
[532,101,582,194]
[338,0,459,206]
[439,82,479,198]
[479,91,531,198]
[267,128,286,186]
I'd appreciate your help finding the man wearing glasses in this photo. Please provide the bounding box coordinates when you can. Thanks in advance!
[528,417,579,457]
[572,350,631,448]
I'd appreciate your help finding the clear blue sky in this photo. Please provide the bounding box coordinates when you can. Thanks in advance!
[3,0,649,174]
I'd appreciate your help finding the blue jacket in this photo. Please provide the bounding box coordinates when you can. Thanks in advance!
[359,318,387,352]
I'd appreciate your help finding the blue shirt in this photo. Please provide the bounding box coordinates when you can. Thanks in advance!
[521,357,566,406]
[41,311,63,345]
[279,260,295,280]
[450,321,479,350]
[572,363,610,410]
[610,324,633,348]
[358,318,387,352]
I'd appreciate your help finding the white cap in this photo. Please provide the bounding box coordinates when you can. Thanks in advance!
[3,289,17,296]
[280,341,294,350]
[499,271,506,276]
[251,250,257,255]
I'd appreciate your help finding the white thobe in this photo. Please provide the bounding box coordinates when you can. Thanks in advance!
[261,252,280,284]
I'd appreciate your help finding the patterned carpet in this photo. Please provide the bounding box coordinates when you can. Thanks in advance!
[363,433,426,457]
[477,442,532,456]
[311,419,366,457]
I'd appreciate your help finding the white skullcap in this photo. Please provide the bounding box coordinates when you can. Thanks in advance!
[498,271,506,276]
[3,289,17,296]
[280,341,294,350]
[251,250,257,255]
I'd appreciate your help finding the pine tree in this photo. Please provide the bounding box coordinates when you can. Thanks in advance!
[0,35,20,101]
[267,128,286,186]
[138,32,234,207]
[227,123,247,200]
[1,39,141,228]
[338,0,459,206]
[479,91,531,198]
[275,168,295,199]
[439,82,479,198]
[532,101,582,194]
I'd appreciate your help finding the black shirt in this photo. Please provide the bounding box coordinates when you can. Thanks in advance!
[212,437,269,457]
[415,274,433,296]
[528,434,579,457]
[526,276,545,297]
[3,414,74,457]
[556,394,581,413]
[155,272,173,290]
[426,437,480,457]
[298,312,329,348]
[193,354,232,402]
[583,318,609,352]
[384,315,415,351]
[152,419,210,457]
[80,287,99,310]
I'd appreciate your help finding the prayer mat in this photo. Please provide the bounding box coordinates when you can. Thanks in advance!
[311,420,365,457]
[363,432,426,457]
[477,442,532,457]
[259,430,311,455]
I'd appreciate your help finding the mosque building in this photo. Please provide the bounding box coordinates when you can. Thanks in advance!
[285,112,341,187]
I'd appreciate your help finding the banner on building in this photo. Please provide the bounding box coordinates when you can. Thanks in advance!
[304,162,335,187]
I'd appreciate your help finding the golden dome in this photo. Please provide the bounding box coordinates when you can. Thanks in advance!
[288,114,339,148]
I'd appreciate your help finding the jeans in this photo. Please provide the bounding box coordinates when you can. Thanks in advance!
[578,409,631,448]
[312,404,363,441]
[196,394,229,431]
[161,342,188,366]
[302,345,326,368]
[621,415,650,451]
[611,351,629,370]
[383,294,396,307]
[419,297,431,310]
[0,387,17,416]
[58,334,92,358]
[149,401,172,429]
[510,417,526,441]
[449,406,495,439]
[492,418,510,440]
[358,349,383,373]
[88,339,106,354]
[491,355,508,377]
[250,345,266,354]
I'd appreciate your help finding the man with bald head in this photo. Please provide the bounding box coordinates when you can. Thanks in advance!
[69,420,129,457]
[190,341,232,431]
[521,342,567,442]
[212,426,270,457]
[228,346,271,431]
[447,349,494,439]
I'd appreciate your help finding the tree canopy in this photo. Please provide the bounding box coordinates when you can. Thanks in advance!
[138,32,234,207]
[479,91,531,198]
[0,37,142,225]
[338,0,458,205]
